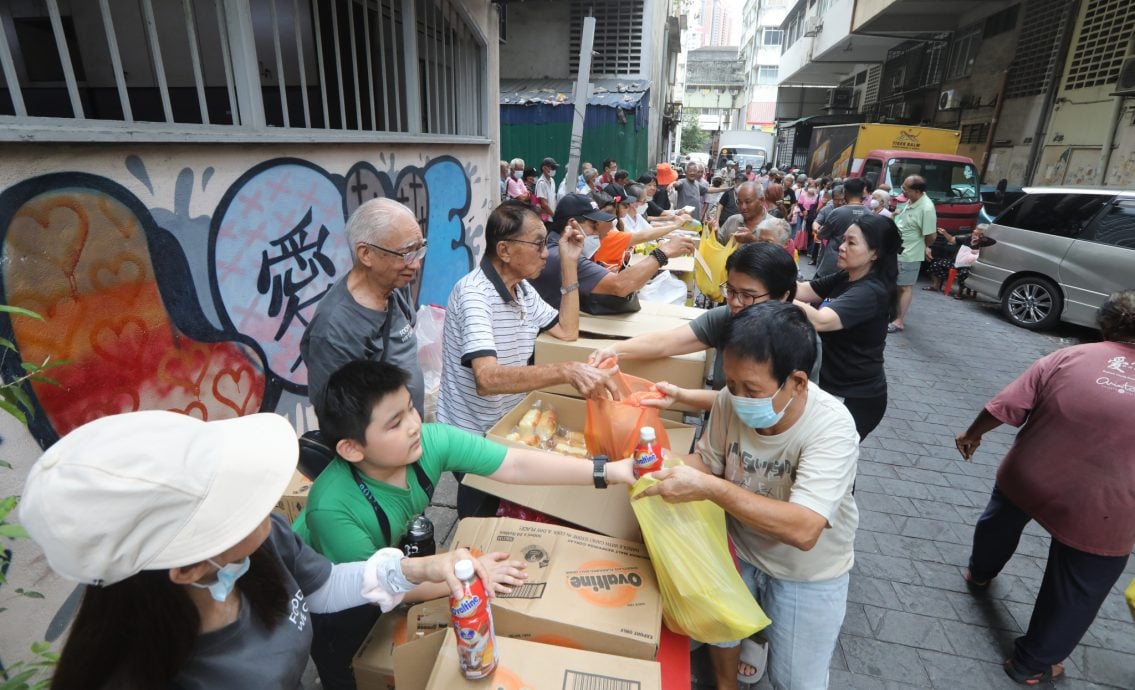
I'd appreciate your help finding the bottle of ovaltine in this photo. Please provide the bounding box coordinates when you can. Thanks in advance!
[449,559,498,679]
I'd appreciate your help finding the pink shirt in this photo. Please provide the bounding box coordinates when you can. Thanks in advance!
[506,177,528,199]
[987,341,1135,555]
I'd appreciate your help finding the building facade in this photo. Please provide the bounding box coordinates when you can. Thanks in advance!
[684,46,744,132]
[738,0,787,132]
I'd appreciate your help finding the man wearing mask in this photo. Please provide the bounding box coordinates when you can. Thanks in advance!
[599,159,618,185]
[530,194,694,314]
[301,198,426,419]
[815,177,869,277]
[534,157,559,222]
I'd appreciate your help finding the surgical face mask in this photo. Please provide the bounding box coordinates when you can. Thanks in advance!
[731,384,793,429]
[190,556,251,602]
[869,198,882,210]
[583,234,601,259]
[513,170,523,180]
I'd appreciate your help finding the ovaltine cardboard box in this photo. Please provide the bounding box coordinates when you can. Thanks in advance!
[535,333,707,412]
[449,517,662,661]
[272,470,311,522]
[465,391,696,541]
[354,599,449,690]
[425,630,662,690]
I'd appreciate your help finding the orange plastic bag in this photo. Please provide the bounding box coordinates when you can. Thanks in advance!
[584,368,671,459]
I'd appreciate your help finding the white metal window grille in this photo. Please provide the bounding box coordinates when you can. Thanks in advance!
[1063,0,1135,91]
[762,28,782,47]
[569,0,644,76]
[1005,0,1073,99]
[757,66,778,85]
[863,64,881,111]
[0,0,486,138]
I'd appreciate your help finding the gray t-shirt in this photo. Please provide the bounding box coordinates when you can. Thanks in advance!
[300,278,423,417]
[689,306,823,388]
[171,514,332,689]
[675,178,709,220]
[716,213,753,244]
[816,203,869,276]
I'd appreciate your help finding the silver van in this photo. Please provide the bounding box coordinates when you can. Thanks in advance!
[968,187,1135,330]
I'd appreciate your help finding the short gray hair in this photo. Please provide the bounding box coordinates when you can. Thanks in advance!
[509,157,525,169]
[756,217,792,247]
[345,198,416,256]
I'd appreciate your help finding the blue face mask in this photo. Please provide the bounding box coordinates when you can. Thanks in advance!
[731,384,793,429]
[190,556,251,602]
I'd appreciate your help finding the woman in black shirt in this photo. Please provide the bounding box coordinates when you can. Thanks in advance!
[794,213,901,439]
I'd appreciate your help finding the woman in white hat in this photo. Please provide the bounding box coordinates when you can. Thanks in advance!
[21,411,493,689]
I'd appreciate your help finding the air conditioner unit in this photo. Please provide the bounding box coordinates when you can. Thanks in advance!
[1114,56,1135,96]
[938,89,962,110]
[804,16,822,36]
[826,87,853,110]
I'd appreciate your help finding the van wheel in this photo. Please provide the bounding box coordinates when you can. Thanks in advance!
[1001,276,1062,330]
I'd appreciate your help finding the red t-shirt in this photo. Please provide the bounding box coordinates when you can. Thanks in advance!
[987,341,1135,556]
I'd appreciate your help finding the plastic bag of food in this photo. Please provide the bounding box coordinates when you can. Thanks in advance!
[584,367,671,460]
[630,463,771,642]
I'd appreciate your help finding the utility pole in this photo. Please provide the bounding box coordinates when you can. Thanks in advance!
[564,17,596,193]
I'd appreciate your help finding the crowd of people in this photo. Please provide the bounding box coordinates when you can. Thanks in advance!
[17,151,1134,690]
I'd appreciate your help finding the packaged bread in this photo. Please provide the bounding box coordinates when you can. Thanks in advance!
[535,408,558,442]
[517,407,542,436]
[562,431,586,446]
[552,442,589,458]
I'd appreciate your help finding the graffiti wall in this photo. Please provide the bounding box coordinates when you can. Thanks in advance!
[0,141,492,665]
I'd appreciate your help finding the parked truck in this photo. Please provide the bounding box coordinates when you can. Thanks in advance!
[712,130,775,174]
[806,123,983,232]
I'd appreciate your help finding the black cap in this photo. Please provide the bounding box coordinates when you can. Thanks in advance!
[523,166,537,179]
[603,183,629,203]
[541,157,559,170]
[553,194,617,228]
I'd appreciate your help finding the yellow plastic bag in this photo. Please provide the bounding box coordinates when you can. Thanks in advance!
[693,224,736,303]
[630,467,771,642]
[1125,577,1135,621]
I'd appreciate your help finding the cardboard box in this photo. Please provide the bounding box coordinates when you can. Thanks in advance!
[354,600,450,690]
[425,630,662,690]
[449,517,662,661]
[273,470,311,522]
[534,333,707,412]
[577,300,704,340]
[629,252,696,273]
[467,391,695,541]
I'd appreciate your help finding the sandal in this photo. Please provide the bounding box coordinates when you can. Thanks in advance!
[1003,659,1064,685]
[921,285,940,291]
[963,568,990,589]
[737,636,768,684]
[887,323,904,334]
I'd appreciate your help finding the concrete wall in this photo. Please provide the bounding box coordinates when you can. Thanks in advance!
[499,0,573,79]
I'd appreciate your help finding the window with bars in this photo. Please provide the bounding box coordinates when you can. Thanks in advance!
[960,122,990,144]
[762,28,782,47]
[757,66,778,85]
[1005,0,1073,99]
[946,25,982,80]
[1063,0,1135,90]
[0,0,487,138]
[569,0,644,76]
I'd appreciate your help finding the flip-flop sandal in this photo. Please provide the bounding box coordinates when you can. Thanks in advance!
[887,323,904,333]
[1003,659,1064,685]
[737,636,768,684]
[921,286,940,291]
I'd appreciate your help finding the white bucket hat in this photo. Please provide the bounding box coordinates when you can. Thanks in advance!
[20,411,298,585]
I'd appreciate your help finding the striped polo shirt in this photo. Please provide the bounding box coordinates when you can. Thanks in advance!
[437,257,559,434]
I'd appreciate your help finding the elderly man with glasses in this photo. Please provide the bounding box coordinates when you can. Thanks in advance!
[301,198,428,419]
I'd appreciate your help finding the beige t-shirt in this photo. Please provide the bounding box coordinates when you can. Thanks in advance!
[696,383,860,582]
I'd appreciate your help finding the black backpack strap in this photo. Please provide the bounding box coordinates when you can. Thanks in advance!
[348,464,394,545]
[410,461,434,502]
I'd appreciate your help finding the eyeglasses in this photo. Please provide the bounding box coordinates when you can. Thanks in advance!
[504,235,551,250]
[720,283,769,306]
[362,240,428,265]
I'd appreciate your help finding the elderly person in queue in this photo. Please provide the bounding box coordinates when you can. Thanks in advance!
[638,303,859,689]
[713,181,766,246]
[756,216,795,256]
[21,411,497,690]
[438,201,613,516]
[530,194,694,315]
[505,158,529,202]
[953,290,1135,685]
[301,198,425,419]
[888,175,937,333]
[589,242,821,405]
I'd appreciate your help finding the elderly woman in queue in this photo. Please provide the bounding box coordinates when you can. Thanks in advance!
[588,242,820,409]
[21,411,497,690]
[437,201,614,517]
[953,290,1135,685]
[794,213,902,440]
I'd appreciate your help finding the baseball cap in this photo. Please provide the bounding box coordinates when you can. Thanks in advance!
[603,183,630,203]
[655,163,678,186]
[552,193,617,228]
[541,157,559,170]
[20,411,298,585]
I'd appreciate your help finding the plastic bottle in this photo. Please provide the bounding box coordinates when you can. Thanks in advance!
[449,559,498,679]
[632,426,665,478]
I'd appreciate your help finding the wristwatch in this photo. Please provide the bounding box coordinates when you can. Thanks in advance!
[560,282,580,295]
[592,455,609,489]
[650,247,669,267]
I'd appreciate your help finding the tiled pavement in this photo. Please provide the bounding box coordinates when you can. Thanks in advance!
[418,280,1135,690]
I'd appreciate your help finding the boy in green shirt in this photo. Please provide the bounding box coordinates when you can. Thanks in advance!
[298,360,635,689]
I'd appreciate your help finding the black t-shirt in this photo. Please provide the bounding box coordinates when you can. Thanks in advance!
[809,271,890,398]
[646,199,666,218]
[652,188,671,212]
[718,188,740,225]
[783,186,797,206]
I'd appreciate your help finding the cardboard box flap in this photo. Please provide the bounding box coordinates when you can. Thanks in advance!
[425,629,662,690]
[392,630,446,690]
[451,517,661,660]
